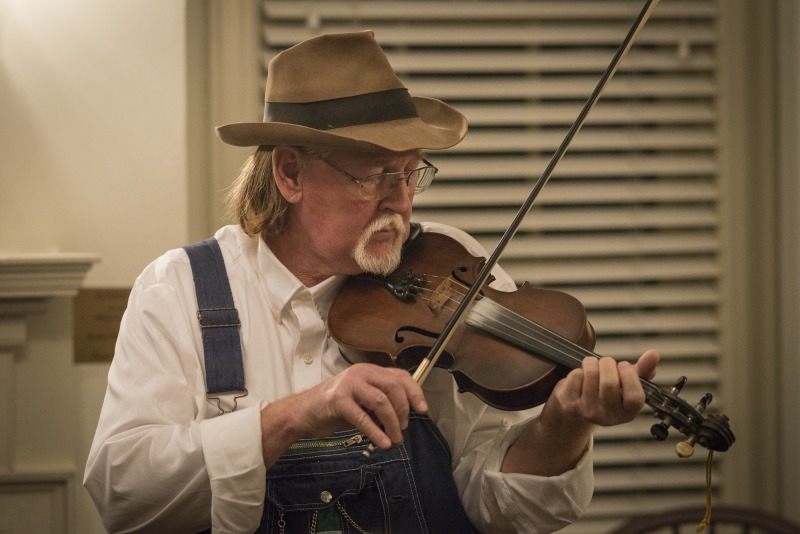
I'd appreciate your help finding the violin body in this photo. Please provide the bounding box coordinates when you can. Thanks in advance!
[328,231,596,410]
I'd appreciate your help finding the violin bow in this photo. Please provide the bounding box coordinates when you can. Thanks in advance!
[412,0,662,385]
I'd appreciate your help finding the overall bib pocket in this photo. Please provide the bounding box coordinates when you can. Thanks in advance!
[260,414,477,534]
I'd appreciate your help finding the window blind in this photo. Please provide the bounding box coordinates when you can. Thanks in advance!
[261,1,724,531]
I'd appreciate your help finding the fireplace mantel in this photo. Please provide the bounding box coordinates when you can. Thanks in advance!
[0,252,98,533]
[0,252,99,301]
[0,250,99,464]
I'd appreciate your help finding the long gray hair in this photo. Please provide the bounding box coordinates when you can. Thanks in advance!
[226,145,328,236]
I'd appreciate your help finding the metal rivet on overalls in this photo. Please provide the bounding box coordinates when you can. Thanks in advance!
[320,490,333,503]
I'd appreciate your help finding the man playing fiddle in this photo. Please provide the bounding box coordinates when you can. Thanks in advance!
[85,31,660,533]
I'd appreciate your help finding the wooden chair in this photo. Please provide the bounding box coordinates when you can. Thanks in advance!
[610,505,800,534]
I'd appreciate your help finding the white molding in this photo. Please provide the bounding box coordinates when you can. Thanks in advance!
[0,253,99,299]
[0,471,70,534]
[0,252,96,475]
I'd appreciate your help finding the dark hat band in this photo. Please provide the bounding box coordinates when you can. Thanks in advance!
[263,88,419,130]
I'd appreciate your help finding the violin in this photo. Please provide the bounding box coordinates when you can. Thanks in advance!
[330,0,734,460]
[328,230,735,457]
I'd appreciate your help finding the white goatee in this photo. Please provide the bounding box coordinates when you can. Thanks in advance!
[352,213,404,276]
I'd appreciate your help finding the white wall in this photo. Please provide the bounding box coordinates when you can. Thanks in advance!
[0,0,191,281]
[1,0,192,531]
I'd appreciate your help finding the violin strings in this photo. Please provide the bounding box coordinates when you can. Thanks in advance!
[412,274,592,368]
[408,273,665,403]
[470,297,666,403]
[409,274,590,370]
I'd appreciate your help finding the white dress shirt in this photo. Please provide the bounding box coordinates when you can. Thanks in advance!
[84,223,593,534]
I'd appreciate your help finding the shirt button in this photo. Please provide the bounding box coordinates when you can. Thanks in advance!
[303,354,314,365]
[501,418,511,428]
[320,490,333,503]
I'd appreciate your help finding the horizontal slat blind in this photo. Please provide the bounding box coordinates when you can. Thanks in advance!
[262,1,724,531]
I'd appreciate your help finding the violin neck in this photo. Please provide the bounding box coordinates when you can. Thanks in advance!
[466,297,662,406]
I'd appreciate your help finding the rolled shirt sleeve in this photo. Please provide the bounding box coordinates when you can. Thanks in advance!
[200,404,266,533]
[456,413,594,533]
[84,248,267,533]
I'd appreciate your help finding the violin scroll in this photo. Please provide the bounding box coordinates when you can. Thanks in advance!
[647,376,735,457]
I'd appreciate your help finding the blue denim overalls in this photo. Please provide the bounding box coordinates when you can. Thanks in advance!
[185,236,477,534]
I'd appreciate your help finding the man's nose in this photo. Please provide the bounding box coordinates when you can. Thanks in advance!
[380,177,414,212]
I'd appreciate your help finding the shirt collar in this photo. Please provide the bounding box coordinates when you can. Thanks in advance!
[255,237,346,322]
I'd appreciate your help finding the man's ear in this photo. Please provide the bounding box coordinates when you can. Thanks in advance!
[272,146,305,203]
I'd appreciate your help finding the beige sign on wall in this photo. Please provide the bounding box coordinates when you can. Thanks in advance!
[73,288,130,363]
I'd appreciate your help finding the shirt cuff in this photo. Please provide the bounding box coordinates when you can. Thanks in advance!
[480,417,594,533]
[200,403,267,533]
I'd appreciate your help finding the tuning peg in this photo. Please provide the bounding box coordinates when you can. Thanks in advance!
[695,393,712,412]
[670,376,688,395]
[650,378,689,442]
[674,393,714,457]
[676,436,696,458]
[651,421,670,441]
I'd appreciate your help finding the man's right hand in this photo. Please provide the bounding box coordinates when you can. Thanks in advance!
[259,363,428,468]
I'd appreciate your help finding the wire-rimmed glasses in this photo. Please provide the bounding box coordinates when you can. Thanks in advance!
[321,158,438,201]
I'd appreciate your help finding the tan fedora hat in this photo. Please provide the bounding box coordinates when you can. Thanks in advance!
[216,30,467,152]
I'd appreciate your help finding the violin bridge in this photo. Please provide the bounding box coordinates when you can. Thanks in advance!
[428,277,457,316]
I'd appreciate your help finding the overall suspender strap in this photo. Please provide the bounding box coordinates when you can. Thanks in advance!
[183,238,247,403]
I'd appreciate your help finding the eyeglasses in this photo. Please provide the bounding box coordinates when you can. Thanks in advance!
[320,158,438,201]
